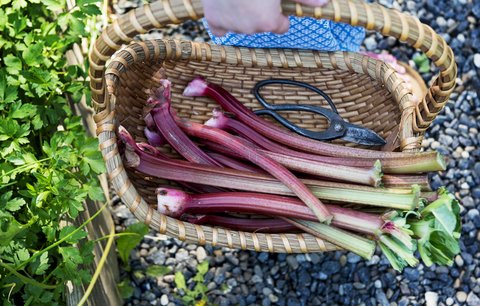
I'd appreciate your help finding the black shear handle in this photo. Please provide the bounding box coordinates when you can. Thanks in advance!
[254,108,345,140]
[253,79,338,114]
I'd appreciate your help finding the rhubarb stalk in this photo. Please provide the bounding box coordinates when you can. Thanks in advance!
[118,127,420,210]
[183,77,447,171]
[172,119,333,223]
[148,80,222,167]
[155,187,418,264]
[185,215,299,233]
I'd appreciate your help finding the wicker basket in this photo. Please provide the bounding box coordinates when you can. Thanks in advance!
[89,0,456,253]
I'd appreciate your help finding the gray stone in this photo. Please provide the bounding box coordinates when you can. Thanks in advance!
[436,16,447,27]
[353,282,366,289]
[347,253,361,264]
[207,282,217,291]
[474,54,480,69]
[463,196,476,208]
[142,291,156,301]
[309,253,321,265]
[262,287,273,296]
[455,255,464,267]
[366,255,380,266]
[269,294,279,303]
[425,292,438,306]
[398,297,409,306]
[375,280,383,289]
[467,209,480,221]
[160,294,169,306]
[467,292,480,306]
[375,289,390,306]
[147,251,166,266]
[175,249,189,262]
[457,291,468,303]
[286,255,299,270]
[196,246,207,262]
[251,275,263,284]
[163,275,175,283]
[254,265,263,277]
[226,253,239,266]
[446,297,454,306]
[364,36,378,51]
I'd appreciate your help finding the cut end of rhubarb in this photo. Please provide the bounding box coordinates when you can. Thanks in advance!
[156,187,189,218]
[118,126,137,151]
[183,77,208,97]
[411,184,422,209]
[323,214,334,225]
[149,79,172,104]
[371,160,383,187]
[205,107,228,129]
[436,152,447,171]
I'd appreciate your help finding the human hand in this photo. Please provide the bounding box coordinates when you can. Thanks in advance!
[201,0,330,36]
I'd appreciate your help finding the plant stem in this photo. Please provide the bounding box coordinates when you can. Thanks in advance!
[77,222,116,306]
[0,261,57,290]
[284,218,376,259]
[185,215,298,233]
[173,120,333,223]
[157,188,385,235]
[149,82,221,166]
[120,131,419,210]
[183,78,446,165]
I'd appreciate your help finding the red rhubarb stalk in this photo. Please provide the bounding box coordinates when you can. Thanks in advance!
[148,80,222,167]
[205,108,377,168]
[185,215,298,233]
[118,127,419,210]
[205,151,261,173]
[156,188,383,235]
[144,127,166,147]
[183,77,446,170]
[172,118,333,223]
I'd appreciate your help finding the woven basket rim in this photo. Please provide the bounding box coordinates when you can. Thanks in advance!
[95,38,414,253]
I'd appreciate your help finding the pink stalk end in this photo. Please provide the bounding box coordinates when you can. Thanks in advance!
[156,187,190,218]
[144,127,166,147]
[183,77,208,97]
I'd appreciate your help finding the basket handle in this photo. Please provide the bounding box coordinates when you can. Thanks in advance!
[90,0,456,143]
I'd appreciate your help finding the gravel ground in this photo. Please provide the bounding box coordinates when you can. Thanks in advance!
[110,0,480,305]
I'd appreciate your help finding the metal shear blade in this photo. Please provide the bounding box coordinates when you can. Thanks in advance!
[252,79,386,146]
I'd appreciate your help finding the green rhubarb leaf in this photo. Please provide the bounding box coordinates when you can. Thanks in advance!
[409,188,461,267]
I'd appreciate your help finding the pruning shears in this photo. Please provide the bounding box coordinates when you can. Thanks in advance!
[252,79,386,146]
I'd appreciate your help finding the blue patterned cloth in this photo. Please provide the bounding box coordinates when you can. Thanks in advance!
[203,16,365,52]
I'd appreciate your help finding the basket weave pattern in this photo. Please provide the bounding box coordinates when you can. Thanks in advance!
[90,0,456,253]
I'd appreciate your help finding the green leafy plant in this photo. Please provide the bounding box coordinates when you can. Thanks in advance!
[413,53,431,73]
[0,0,104,304]
[116,222,149,267]
[175,260,211,306]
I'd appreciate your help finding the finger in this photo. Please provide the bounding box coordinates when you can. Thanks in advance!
[209,24,228,37]
[269,15,291,34]
[294,0,330,7]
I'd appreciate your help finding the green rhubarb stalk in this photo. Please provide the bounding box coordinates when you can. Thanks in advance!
[309,184,421,210]
[285,218,376,260]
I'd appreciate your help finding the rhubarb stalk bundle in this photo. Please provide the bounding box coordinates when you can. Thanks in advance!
[115,76,461,272]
